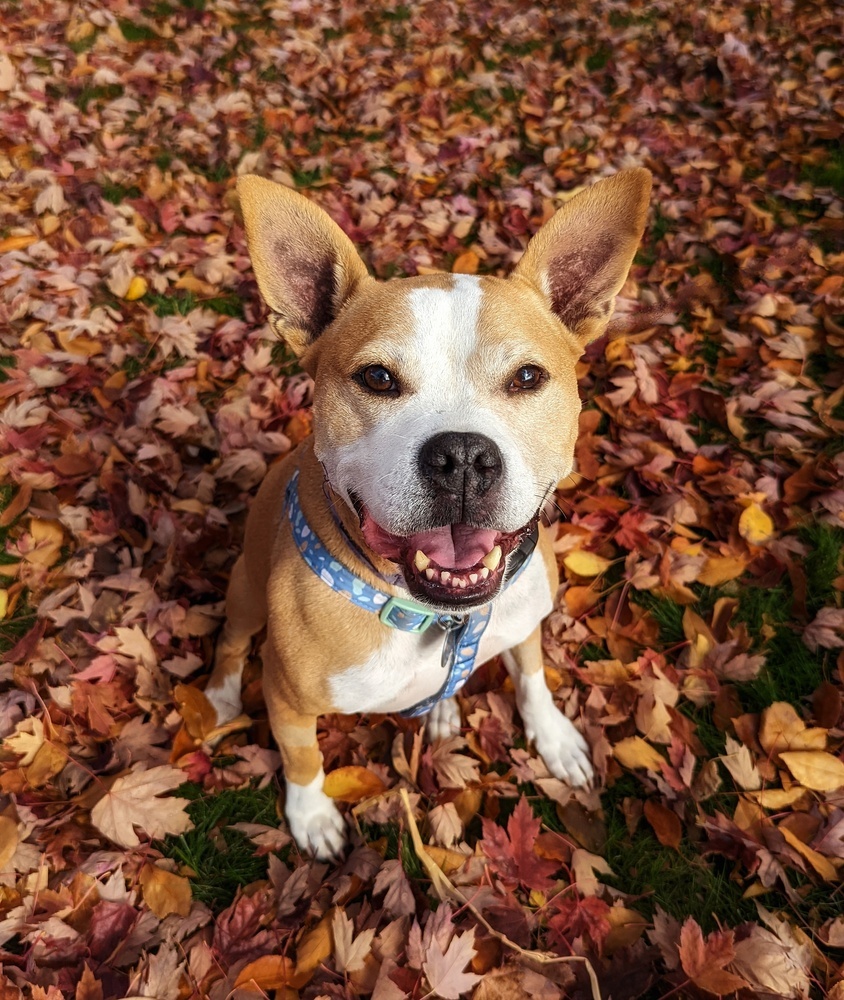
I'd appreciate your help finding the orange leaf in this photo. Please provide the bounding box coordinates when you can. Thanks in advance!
[452,250,479,274]
[291,909,334,988]
[139,863,192,918]
[174,684,218,741]
[643,799,682,849]
[234,955,295,990]
[323,766,386,803]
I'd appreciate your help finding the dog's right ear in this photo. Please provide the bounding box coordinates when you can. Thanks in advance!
[237,176,373,356]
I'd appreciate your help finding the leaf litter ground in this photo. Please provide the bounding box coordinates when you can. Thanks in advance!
[0,0,843,998]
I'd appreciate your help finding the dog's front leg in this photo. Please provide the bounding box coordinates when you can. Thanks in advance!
[502,627,593,787]
[266,688,346,860]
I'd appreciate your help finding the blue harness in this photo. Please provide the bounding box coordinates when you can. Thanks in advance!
[284,472,536,718]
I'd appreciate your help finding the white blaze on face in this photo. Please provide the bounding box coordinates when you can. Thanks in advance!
[321,274,546,536]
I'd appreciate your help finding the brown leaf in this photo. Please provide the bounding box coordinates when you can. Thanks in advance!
[234,954,295,990]
[644,799,682,849]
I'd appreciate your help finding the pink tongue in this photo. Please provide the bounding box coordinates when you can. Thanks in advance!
[406,524,498,569]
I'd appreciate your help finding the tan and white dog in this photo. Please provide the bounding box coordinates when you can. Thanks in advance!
[206,169,651,858]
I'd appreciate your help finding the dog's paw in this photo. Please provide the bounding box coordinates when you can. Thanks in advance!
[426,697,461,742]
[286,775,347,861]
[526,705,593,787]
[204,675,243,726]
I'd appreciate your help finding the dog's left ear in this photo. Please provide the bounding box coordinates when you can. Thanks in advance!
[237,175,373,356]
[510,168,651,345]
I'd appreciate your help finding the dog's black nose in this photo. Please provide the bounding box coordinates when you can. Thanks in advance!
[418,432,503,501]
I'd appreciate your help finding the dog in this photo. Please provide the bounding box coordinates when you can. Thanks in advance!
[205,169,651,858]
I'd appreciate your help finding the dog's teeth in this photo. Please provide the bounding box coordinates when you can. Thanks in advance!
[469,573,478,584]
[425,568,435,580]
[414,550,430,571]
[482,545,502,571]
[441,571,451,583]
[479,567,489,580]
[458,578,467,589]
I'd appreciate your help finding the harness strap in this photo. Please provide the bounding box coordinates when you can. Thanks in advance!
[284,471,535,717]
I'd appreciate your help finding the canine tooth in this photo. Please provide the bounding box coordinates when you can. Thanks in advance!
[482,545,502,571]
[479,567,489,580]
[441,571,451,583]
[414,550,430,571]
[425,568,435,580]
[469,573,478,584]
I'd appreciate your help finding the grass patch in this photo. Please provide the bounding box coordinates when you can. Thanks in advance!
[76,84,124,113]
[160,783,281,910]
[147,291,198,317]
[585,45,612,72]
[602,776,755,932]
[0,486,36,655]
[631,590,685,646]
[68,33,97,54]
[801,522,844,615]
[118,18,159,42]
[801,147,844,197]
[101,181,142,204]
[0,356,16,383]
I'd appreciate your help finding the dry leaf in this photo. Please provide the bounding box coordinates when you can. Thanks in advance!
[323,766,387,803]
[613,736,665,772]
[90,765,193,847]
[779,751,844,792]
[139,863,192,918]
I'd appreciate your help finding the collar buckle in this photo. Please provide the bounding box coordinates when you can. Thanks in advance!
[378,596,437,633]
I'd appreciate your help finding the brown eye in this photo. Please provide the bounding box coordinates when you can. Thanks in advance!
[508,364,547,392]
[356,364,399,395]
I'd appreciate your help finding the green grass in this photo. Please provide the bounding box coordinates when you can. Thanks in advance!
[118,18,159,42]
[602,775,756,932]
[801,146,844,197]
[0,485,35,655]
[147,291,198,317]
[585,45,612,72]
[160,783,282,910]
[0,356,16,383]
[76,84,124,113]
[101,181,142,204]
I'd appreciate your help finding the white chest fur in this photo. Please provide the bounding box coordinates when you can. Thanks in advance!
[327,553,552,714]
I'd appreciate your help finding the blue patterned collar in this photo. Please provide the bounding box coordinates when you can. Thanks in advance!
[284,471,535,717]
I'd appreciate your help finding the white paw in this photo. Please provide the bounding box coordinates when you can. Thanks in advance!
[526,704,593,787]
[204,674,243,726]
[286,773,347,861]
[426,697,461,742]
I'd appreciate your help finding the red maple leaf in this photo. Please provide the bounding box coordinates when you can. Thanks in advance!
[480,797,560,892]
[547,894,612,953]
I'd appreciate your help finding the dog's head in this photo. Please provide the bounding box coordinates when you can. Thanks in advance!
[238,171,650,611]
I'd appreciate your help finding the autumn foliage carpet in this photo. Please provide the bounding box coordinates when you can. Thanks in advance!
[1,0,843,997]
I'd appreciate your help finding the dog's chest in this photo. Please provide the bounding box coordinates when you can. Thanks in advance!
[327,555,552,714]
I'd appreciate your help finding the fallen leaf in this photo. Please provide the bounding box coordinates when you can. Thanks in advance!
[780,751,844,792]
[139,863,192,918]
[323,765,387,802]
[613,736,665,772]
[423,928,481,999]
[90,765,193,847]
[563,550,612,577]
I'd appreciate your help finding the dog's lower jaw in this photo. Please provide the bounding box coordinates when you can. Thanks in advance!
[286,770,346,860]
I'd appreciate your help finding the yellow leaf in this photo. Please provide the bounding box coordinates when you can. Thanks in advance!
[323,766,386,803]
[234,954,295,990]
[139,863,192,918]
[24,739,67,787]
[56,329,103,356]
[123,275,147,300]
[778,825,839,881]
[605,905,648,954]
[746,787,809,810]
[738,503,775,545]
[0,816,19,872]
[613,736,665,772]
[25,518,64,569]
[3,717,45,765]
[780,751,844,792]
[452,250,479,274]
[424,845,469,875]
[0,590,8,618]
[291,909,334,988]
[759,702,826,757]
[697,554,748,586]
[0,234,37,253]
[563,550,611,577]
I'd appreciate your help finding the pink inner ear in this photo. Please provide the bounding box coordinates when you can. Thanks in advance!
[546,232,618,331]
[272,239,337,341]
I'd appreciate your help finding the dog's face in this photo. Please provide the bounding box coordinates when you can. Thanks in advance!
[238,172,651,610]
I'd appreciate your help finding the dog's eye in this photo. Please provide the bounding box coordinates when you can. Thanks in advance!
[356,364,400,395]
[507,364,547,392]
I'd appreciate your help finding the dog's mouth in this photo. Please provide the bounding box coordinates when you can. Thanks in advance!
[358,507,537,609]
